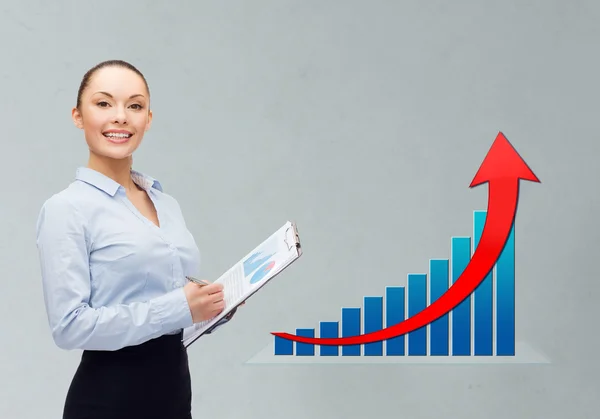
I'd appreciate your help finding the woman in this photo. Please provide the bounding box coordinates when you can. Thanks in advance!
[36,59,232,419]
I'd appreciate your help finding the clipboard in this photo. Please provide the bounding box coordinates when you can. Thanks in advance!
[182,221,302,347]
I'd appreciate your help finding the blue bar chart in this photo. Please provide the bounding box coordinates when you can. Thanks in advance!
[273,210,516,357]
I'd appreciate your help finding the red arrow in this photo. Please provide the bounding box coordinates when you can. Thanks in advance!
[272,132,540,346]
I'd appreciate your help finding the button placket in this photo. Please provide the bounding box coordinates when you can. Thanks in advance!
[165,236,183,288]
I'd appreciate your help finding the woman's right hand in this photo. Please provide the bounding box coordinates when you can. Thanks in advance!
[183,281,225,323]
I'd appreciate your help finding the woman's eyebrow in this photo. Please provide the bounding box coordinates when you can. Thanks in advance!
[93,91,146,99]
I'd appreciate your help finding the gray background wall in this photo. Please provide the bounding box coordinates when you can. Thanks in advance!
[1,0,598,418]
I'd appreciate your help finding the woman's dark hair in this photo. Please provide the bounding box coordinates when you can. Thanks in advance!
[76,59,150,109]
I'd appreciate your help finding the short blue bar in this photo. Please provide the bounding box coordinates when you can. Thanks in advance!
[274,335,293,355]
[451,237,471,356]
[408,274,427,356]
[319,322,339,356]
[385,286,405,356]
[496,219,516,356]
[429,259,449,356]
[296,329,315,356]
[364,297,383,356]
[342,308,361,356]
[474,210,493,356]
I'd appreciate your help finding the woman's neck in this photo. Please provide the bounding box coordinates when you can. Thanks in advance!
[87,152,137,192]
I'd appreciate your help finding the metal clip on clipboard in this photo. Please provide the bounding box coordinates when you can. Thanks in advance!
[284,221,302,256]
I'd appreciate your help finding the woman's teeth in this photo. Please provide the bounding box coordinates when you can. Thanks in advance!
[104,133,131,138]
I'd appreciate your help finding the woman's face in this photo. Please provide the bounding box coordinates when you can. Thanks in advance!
[72,66,152,161]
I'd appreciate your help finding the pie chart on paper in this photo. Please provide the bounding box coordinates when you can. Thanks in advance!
[243,252,273,276]
[250,260,276,284]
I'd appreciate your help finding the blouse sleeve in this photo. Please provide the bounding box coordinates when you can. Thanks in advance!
[36,194,194,351]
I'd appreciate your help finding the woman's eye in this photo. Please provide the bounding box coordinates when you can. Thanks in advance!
[97,101,109,107]
[130,104,143,110]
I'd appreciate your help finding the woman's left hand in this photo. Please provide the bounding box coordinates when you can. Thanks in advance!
[225,300,245,320]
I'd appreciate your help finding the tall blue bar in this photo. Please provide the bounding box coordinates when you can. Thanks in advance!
[296,329,315,356]
[342,308,361,356]
[496,219,516,356]
[474,210,493,355]
[364,297,383,356]
[319,321,339,356]
[451,237,471,356]
[274,335,293,355]
[385,286,405,356]
[408,274,427,356]
[429,259,449,356]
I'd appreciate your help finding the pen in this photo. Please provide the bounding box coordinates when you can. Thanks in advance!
[186,276,210,286]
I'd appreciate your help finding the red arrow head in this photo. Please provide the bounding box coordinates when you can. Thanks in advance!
[470,132,541,188]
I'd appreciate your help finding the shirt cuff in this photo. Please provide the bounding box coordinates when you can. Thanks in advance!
[151,287,194,333]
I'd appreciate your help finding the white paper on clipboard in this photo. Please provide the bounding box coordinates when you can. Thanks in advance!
[182,221,302,347]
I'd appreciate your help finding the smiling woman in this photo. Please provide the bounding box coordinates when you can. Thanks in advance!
[35,60,237,419]
[72,61,152,168]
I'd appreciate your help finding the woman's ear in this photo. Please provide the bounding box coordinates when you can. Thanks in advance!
[145,109,153,132]
[72,106,83,129]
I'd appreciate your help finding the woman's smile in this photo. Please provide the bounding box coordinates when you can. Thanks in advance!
[103,129,133,144]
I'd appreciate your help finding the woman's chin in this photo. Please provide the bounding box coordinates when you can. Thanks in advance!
[89,147,136,162]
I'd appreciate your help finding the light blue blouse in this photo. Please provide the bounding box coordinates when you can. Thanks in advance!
[36,167,220,351]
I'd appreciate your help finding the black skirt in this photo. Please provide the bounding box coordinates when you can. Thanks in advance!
[63,331,192,419]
